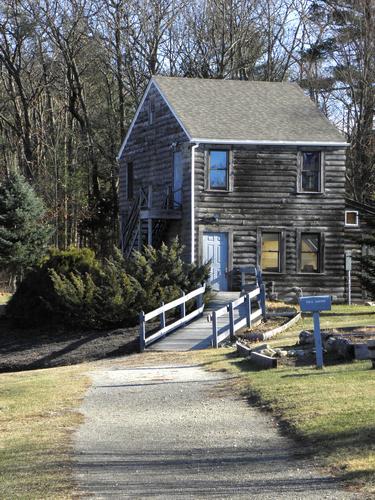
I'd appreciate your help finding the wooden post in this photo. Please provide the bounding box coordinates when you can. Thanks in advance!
[139,311,146,352]
[160,302,166,332]
[180,291,186,323]
[245,293,252,328]
[259,284,266,319]
[147,184,153,209]
[212,311,218,348]
[228,302,235,341]
[147,218,152,245]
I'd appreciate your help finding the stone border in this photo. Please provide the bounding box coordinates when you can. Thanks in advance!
[236,341,278,369]
[245,312,301,342]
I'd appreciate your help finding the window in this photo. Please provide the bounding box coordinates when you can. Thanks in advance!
[209,150,229,190]
[127,162,134,200]
[148,98,155,125]
[300,151,322,192]
[261,233,280,272]
[345,210,359,227]
[300,233,320,273]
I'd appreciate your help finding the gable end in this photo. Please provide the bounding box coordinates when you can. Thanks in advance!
[117,79,192,160]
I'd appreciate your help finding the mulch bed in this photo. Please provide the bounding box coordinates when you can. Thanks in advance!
[0,317,139,373]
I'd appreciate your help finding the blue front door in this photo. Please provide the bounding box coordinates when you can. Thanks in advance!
[203,232,228,291]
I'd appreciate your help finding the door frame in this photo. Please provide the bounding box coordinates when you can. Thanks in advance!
[198,225,233,290]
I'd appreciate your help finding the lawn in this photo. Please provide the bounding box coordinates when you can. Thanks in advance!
[195,303,375,493]
[0,292,11,305]
[0,365,89,499]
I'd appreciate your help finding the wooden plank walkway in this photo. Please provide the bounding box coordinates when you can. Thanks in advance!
[148,292,241,351]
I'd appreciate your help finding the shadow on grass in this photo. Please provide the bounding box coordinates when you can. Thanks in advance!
[198,351,375,490]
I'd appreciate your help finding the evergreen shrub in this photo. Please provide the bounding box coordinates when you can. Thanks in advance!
[7,239,210,330]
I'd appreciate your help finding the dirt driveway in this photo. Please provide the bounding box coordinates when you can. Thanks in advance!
[74,354,361,499]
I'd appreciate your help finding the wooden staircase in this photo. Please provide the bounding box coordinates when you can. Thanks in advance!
[121,185,182,257]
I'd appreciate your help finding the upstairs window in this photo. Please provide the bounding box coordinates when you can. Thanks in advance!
[300,233,320,273]
[261,232,280,272]
[345,210,359,227]
[300,151,322,193]
[209,150,229,190]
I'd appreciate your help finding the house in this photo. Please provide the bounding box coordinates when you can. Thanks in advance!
[118,76,354,300]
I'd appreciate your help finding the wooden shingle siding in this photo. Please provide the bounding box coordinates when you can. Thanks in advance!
[119,85,191,260]
[195,145,347,299]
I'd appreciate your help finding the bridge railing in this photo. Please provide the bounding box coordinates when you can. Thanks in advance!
[211,285,266,348]
[139,284,206,351]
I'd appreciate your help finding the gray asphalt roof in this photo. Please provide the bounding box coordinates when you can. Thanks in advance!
[153,76,347,144]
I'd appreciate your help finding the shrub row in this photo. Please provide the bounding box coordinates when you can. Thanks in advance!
[7,239,210,330]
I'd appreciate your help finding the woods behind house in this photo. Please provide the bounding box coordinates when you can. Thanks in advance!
[0,0,374,255]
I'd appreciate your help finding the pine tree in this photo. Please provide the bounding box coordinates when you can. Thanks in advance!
[0,173,52,287]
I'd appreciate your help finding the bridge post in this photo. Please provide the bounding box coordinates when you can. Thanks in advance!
[245,293,252,328]
[212,311,218,348]
[139,311,146,352]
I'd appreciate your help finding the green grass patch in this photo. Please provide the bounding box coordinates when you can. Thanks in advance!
[0,365,89,499]
[0,293,11,305]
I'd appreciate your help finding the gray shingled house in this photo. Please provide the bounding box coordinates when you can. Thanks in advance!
[118,76,351,300]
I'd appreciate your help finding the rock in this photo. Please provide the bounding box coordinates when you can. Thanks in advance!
[324,336,354,359]
[366,301,375,307]
[274,349,288,357]
[354,344,369,360]
[261,348,277,357]
[299,330,314,345]
[251,343,270,353]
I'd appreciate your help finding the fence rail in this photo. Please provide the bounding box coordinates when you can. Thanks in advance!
[139,284,206,351]
[212,285,266,348]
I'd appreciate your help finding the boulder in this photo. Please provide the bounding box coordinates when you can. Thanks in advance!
[299,330,314,345]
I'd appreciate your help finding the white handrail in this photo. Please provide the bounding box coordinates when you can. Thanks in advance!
[139,284,206,351]
[212,285,266,348]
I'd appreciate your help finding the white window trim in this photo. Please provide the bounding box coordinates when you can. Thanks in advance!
[345,210,359,227]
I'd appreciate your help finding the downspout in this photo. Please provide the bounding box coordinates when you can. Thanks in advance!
[191,143,199,263]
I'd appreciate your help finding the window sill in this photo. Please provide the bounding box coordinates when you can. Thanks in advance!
[295,191,325,196]
[262,271,286,275]
[204,189,231,194]
[297,272,325,276]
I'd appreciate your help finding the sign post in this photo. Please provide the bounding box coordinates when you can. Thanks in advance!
[299,295,332,369]
[345,250,352,305]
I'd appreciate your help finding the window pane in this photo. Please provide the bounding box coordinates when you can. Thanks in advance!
[262,233,280,272]
[302,171,319,191]
[346,212,358,225]
[301,233,319,273]
[210,151,227,170]
[303,152,320,170]
[302,152,320,192]
[210,169,227,189]
[209,150,228,189]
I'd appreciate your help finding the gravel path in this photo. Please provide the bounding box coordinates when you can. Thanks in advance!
[74,359,360,499]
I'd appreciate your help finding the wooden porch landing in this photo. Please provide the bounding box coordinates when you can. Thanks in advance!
[148,292,241,351]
